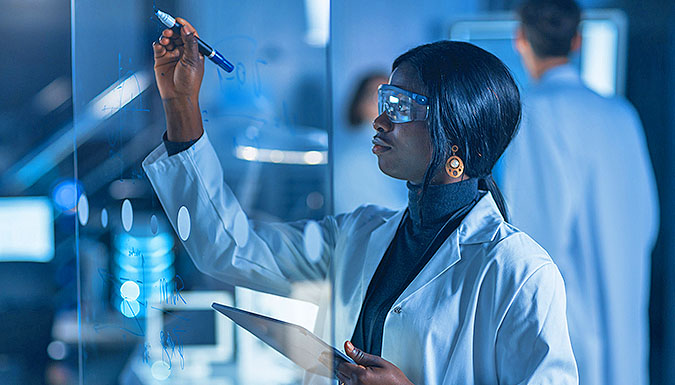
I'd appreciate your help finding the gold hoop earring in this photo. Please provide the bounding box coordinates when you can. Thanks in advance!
[446,145,464,179]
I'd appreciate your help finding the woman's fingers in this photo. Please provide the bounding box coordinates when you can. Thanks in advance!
[153,41,180,61]
[175,17,199,37]
[152,41,166,58]
[337,362,367,378]
[163,28,184,46]
[336,372,349,385]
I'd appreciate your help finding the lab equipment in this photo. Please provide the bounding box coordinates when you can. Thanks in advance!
[146,291,235,370]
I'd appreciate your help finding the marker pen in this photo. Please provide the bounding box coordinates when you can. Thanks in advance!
[155,9,235,73]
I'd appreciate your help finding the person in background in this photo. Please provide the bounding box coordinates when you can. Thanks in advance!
[496,0,659,384]
[334,73,407,213]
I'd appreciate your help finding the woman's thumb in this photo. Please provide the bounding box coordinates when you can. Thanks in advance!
[181,28,200,64]
[345,341,381,367]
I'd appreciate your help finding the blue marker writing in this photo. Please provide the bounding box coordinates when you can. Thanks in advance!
[155,9,235,73]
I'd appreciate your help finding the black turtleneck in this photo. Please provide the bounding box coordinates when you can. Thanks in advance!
[350,178,479,356]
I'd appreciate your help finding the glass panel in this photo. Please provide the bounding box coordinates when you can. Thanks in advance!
[0,0,74,383]
[72,1,331,384]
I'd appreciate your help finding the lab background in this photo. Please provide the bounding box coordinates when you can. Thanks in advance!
[0,0,673,384]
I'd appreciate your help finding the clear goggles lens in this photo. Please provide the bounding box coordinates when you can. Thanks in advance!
[378,84,429,123]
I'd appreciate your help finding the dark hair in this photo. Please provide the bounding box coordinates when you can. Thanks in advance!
[392,41,521,221]
[347,72,388,126]
[518,0,581,58]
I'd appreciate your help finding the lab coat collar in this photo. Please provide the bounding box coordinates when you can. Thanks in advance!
[538,63,582,86]
[359,192,504,309]
[456,191,504,245]
[394,192,503,305]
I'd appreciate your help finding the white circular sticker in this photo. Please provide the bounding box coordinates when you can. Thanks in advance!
[77,194,89,226]
[101,208,108,228]
[233,211,249,247]
[151,361,171,380]
[121,199,133,232]
[120,281,140,301]
[120,299,140,318]
[303,221,323,263]
[150,214,159,235]
[177,206,191,241]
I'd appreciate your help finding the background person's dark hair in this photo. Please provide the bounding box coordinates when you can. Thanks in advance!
[392,41,521,221]
[518,0,581,58]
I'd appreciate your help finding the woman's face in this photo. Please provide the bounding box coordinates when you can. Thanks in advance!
[372,63,436,184]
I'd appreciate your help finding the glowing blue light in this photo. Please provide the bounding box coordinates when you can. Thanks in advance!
[120,281,140,301]
[151,361,171,380]
[120,299,141,318]
[52,180,82,213]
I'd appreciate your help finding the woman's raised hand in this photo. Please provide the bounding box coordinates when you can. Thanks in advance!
[152,17,205,142]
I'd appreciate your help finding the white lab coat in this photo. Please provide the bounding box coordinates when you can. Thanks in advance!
[143,131,578,384]
[495,64,659,385]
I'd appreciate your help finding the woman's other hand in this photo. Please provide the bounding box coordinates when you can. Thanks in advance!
[336,341,414,385]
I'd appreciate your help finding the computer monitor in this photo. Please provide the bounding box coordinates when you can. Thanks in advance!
[448,9,628,97]
[0,196,54,262]
[146,291,235,374]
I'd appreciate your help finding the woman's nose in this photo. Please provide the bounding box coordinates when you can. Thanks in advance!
[373,113,393,133]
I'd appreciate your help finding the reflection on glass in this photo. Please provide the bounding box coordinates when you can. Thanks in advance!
[72,0,331,383]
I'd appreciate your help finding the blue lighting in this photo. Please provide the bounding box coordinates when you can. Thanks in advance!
[113,231,175,318]
[52,179,83,214]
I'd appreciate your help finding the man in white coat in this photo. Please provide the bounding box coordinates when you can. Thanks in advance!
[496,1,659,384]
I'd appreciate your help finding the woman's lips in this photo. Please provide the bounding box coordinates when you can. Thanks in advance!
[372,144,391,154]
[372,137,392,154]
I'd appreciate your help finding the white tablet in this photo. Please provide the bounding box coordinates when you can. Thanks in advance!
[212,302,355,378]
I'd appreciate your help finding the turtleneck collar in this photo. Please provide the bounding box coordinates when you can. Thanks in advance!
[407,178,479,229]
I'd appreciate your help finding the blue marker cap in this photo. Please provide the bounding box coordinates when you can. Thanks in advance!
[209,50,235,73]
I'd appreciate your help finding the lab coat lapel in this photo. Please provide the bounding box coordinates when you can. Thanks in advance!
[394,192,503,305]
[339,209,405,347]
[360,209,406,295]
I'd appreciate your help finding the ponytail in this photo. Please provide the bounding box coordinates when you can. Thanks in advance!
[479,174,509,222]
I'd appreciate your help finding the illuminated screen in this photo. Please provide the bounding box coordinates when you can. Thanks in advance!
[162,309,217,346]
[449,10,627,96]
[0,197,54,262]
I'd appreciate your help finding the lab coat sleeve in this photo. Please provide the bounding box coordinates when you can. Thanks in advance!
[142,131,339,301]
[495,263,579,384]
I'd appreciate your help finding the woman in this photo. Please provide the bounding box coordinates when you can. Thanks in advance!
[146,19,578,384]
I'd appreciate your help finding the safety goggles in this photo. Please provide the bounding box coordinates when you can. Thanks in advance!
[378,84,429,123]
